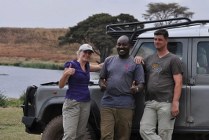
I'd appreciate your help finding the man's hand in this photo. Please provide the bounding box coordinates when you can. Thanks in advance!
[99,79,107,91]
[134,56,144,64]
[171,100,180,117]
[130,81,138,94]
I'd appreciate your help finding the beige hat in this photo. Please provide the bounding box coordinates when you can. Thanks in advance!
[78,44,94,52]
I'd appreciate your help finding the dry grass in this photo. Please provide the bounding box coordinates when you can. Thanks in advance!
[0,27,100,67]
[0,43,76,64]
[0,107,41,140]
[0,44,100,66]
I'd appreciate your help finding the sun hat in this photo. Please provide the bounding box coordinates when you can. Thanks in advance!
[78,44,94,53]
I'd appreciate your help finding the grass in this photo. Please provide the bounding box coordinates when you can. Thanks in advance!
[6,98,24,107]
[0,95,41,140]
[0,54,99,70]
[0,107,41,140]
[0,92,25,108]
[0,57,64,70]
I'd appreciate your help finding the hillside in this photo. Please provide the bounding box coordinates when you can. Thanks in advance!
[0,27,94,65]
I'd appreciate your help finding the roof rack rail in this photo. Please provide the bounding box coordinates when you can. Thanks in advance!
[106,17,209,45]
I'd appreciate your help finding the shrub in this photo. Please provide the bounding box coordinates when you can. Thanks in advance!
[0,92,8,107]
[7,98,23,107]
[19,92,26,101]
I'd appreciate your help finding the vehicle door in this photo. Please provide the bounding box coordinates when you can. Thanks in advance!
[190,39,209,129]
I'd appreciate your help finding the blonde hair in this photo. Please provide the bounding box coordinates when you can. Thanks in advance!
[76,50,81,59]
[76,50,81,55]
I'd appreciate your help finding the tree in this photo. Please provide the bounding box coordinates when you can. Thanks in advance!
[143,2,194,26]
[59,13,139,62]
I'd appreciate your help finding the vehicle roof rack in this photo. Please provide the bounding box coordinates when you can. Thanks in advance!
[106,17,209,45]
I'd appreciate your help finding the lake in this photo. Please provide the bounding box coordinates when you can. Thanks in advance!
[0,66,63,98]
[0,66,100,98]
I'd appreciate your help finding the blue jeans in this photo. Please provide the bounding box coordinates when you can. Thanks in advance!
[140,100,175,140]
[62,99,90,140]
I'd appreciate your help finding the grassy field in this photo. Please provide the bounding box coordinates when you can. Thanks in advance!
[0,107,41,140]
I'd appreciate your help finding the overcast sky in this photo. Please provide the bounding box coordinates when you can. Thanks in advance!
[1,0,209,28]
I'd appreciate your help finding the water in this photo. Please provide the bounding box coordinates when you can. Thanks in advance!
[0,66,63,98]
[0,66,100,98]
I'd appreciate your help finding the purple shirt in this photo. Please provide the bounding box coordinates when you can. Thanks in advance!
[64,60,90,102]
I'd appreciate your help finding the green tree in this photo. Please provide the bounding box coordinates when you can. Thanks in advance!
[143,2,194,26]
[59,13,138,62]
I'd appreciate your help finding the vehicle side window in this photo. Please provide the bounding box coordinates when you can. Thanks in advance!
[136,42,183,60]
[168,42,183,60]
[197,42,209,74]
[136,42,155,59]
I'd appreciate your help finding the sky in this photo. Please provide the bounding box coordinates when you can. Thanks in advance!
[1,0,209,28]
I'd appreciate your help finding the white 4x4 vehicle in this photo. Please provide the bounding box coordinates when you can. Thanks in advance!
[22,18,209,140]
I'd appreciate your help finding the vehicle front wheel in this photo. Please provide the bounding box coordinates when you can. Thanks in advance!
[41,115,97,140]
[41,116,63,140]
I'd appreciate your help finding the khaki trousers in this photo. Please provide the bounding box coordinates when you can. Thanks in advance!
[140,100,175,140]
[62,99,90,140]
[100,107,134,140]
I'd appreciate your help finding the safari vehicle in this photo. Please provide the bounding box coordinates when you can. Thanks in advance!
[22,18,209,140]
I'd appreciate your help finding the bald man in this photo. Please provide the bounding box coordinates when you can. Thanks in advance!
[99,35,145,140]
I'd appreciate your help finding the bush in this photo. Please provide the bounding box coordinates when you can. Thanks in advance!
[19,92,26,102]
[7,98,23,107]
[0,92,8,107]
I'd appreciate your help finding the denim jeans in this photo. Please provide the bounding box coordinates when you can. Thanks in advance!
[100,107,134,140]
[62,99,90,140]
[140,100,175,140]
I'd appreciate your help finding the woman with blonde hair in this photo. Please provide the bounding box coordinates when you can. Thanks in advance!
[59,44,102,140]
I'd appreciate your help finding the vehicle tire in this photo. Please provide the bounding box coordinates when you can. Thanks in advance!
[41,115,63,140]
[85,123,98,140]
[41,115,97,140]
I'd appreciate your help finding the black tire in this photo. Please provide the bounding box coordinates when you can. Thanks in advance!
[41,115,97,140]
[41,116,63,140]
[86,123,98,140]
